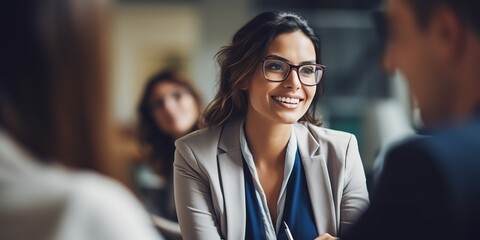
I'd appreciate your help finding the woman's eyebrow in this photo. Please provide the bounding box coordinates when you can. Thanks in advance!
[264,54,316,64]
[265,54,290,62]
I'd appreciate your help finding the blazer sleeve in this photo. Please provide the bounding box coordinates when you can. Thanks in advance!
[339,135,370,235]
[173,139,223,240]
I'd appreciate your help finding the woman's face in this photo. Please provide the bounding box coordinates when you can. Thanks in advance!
[246,30,317,125]
[149,81,199,139]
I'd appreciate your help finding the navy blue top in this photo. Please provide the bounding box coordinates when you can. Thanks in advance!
[244,150,318,239]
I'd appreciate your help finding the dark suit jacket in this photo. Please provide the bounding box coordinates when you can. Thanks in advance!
[343,112,480,240]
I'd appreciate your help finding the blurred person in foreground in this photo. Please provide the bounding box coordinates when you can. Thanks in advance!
[0,1,163,239]
[136,69,202,239]
[343,0,480,239]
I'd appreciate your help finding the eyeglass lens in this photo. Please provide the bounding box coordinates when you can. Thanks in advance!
[263,59,323,85]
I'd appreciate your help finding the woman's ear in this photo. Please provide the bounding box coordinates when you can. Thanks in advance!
[240,81,249,90]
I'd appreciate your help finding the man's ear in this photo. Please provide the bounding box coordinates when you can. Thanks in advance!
[429,5,467,63]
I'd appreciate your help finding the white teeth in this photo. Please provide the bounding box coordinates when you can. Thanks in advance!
[273,96,300,104]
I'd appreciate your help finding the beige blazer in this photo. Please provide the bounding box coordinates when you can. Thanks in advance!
[174,120,369,240]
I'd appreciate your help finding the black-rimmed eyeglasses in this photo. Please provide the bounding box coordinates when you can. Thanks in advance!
[262,57,326,86]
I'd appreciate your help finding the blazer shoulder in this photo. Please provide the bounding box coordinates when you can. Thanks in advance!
[175,126,223,153]
[299,121,355,147]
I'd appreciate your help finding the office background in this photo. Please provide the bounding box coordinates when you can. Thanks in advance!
[111,0,414,184]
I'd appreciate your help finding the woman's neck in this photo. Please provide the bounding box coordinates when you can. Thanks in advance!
[244,113,292,169]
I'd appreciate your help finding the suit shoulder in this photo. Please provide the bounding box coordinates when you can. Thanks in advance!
[390,126,480,175]
[398,121,480,158]
[382,136,441,177]
[387,136,438,161]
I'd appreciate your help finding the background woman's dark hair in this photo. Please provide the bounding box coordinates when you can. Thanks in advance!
[203,11,324,127]
[137,69,201,177]
[0,0,114,174]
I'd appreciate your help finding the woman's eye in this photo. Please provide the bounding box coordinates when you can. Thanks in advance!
[150,99,164,109]
[172,92,183,101]
[300,66,315,75]
[266,63,285,71]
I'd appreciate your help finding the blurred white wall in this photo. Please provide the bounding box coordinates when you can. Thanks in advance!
[111,1,252,125]
[112,4,201,125]
[191,0,252,104]
[362,72,414,170]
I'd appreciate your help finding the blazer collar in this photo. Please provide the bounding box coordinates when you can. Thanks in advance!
[218,119,321,156]
[216,119,335,236]
[217,119,246,239]
[294,122,320,157]
[218,119,242,153]
[294,123,336,234]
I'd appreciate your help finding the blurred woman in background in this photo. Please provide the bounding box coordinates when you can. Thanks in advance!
[136,70,202,239]
[0,1,162,239]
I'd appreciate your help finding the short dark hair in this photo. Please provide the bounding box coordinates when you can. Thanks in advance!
[203,11,324,127]
[405,0,480,35]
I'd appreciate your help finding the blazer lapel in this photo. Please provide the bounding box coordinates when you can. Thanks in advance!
[217,120,246,239]
[294,123,336,235]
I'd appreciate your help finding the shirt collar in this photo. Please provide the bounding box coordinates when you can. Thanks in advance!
[239,119,297,172]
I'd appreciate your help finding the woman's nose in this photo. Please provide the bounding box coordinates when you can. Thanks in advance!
[282,68,302,90]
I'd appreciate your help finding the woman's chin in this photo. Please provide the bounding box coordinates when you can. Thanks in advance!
[270,114,303,125]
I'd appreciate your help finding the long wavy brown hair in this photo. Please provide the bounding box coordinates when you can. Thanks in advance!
[0,0,114,174]
[203,11,325,127]
[137,70,201,177]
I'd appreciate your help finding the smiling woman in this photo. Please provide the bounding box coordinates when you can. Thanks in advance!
[173,11,369,240]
